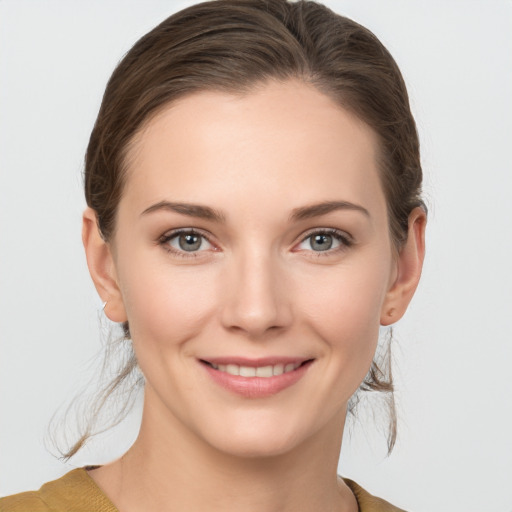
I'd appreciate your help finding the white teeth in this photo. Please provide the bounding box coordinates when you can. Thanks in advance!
[256,365,273,378]
[209,361,304,378]
[273,364,284,376]
[239,366,257,377]
[226,364,240,376]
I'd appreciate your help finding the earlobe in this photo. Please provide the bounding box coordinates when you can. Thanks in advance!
[380,207,427,326]
[82,208,127,323]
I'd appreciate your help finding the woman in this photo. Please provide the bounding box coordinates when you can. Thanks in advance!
[1,0,426,510]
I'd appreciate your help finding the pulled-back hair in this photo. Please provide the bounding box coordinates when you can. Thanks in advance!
[72,0,423,459]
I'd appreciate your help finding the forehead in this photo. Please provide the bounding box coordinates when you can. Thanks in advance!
[121,80,386,221]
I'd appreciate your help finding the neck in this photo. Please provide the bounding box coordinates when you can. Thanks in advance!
[89,387,357,512]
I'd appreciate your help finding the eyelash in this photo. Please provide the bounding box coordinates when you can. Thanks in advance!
[296,228,354,257]
[158,228,354,258]
[158,228,214,259]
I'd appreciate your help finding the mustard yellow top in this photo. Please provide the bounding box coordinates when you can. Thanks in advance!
[0,468,406,512]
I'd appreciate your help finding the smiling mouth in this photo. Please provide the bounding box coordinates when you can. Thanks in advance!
[200,360,313,378]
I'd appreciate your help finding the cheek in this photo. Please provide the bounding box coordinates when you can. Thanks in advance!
[117,255,218,352]
[296,257,391,378]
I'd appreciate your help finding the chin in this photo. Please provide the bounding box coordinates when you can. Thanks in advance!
[210,432,300,459]
[197,412,321,460]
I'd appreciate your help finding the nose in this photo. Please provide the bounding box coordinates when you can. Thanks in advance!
[220,249,293,338]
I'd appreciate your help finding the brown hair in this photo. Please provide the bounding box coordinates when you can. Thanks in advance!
[74,0,423,458]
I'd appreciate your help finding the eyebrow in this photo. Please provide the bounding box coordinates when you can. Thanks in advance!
[141,201,226,222]
[290,200,370,221]
[141,199,369,223]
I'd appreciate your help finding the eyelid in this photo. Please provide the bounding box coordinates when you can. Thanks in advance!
[293,227,354,254]
[299,227,353,243]
[158,227,218,257]
[157,227,353,258]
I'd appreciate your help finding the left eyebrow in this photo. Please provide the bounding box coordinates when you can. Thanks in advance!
[290,200,370,221]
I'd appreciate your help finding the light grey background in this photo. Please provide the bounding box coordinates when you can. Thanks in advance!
[1,1,511,510]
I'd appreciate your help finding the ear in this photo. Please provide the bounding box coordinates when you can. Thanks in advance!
[380,207,427,326]
[82,208,127,323]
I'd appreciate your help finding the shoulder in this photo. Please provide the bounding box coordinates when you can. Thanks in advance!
[343,478,408,512]
[0,468,118,512]
[0,490,51,512]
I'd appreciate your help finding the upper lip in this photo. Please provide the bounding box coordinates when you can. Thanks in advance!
[200,356,313,367]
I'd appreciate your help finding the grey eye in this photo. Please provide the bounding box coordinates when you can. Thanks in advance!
[178,233,203,251]
[162,229,214,256]
[310,234,334,251]
[296,231,345,253]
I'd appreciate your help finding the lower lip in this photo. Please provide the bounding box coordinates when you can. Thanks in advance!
[201,361,313,398]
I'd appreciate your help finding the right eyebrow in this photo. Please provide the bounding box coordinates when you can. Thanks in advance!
[140,201,226,223]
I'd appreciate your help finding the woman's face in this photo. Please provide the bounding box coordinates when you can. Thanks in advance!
[93,80,416,457]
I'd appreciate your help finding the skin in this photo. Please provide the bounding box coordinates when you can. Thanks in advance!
[82,80,426,512]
